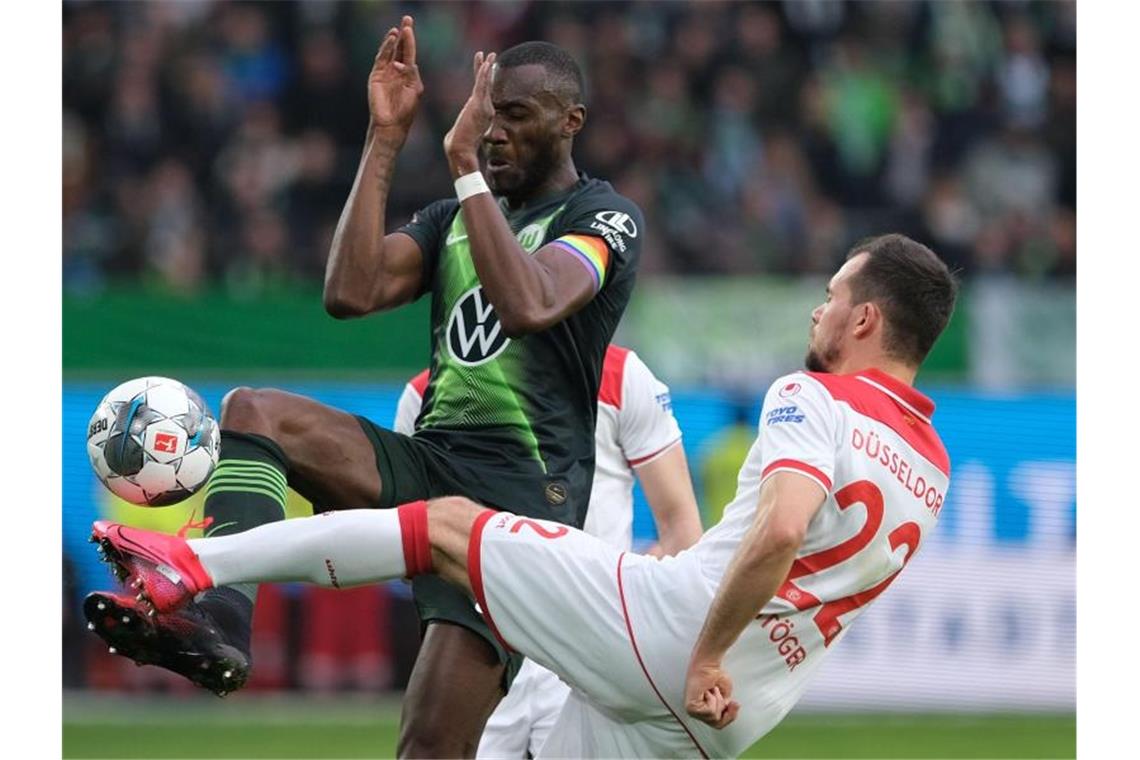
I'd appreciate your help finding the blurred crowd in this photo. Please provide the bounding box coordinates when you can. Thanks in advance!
[63,0,1076,293]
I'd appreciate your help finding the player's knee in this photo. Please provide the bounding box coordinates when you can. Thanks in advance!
[219,387,280,433]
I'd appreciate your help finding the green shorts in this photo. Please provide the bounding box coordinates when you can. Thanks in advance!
[355,416,585,687]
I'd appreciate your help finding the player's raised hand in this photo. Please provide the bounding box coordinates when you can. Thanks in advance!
[368,15,423,134]
[443,51,497,171]
[684,659,741,730]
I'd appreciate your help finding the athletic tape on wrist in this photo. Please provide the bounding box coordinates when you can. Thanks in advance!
[455,171,491,202]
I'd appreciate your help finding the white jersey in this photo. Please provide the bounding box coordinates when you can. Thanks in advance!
[394,345,682,552]
[470,368,950,758]
[584,345,683,549]
[395,346,683,758]
[635,369,950,755]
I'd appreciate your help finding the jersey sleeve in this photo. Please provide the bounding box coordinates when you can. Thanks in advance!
[393,380,425,436]
[546,189,644,294]
[619,351,683,466]
[394,199,459,296]
[757,374,840,496]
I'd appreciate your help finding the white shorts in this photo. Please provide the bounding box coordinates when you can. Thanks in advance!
[539,689,706,759]
[476,659,568,758]
[467,511,709,758]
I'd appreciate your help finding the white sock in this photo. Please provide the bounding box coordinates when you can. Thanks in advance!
[188,510,412,589]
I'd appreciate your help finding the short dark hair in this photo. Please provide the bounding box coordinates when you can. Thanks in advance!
[844,234,959,366]
[497,41,585,105]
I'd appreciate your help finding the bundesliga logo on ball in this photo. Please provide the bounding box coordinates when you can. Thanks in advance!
[86,377,221,506]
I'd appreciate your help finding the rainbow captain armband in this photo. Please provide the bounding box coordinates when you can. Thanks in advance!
[550,234,611,292]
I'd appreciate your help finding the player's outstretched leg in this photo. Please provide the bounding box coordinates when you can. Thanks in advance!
[84,387,388,694]
[88,501,453,609]
[87,496,500,722]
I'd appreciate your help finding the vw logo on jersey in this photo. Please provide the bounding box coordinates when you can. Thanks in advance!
[447,286,511,366]
[594,210,638,238]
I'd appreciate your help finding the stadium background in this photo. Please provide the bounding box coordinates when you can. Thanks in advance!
[62,1,1075,757]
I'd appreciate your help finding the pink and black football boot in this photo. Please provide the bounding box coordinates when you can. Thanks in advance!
[90,520,214,613]
[85,519,250,696]
[83,591,250,696]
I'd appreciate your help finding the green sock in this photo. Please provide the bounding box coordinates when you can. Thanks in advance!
[202,431,290,605]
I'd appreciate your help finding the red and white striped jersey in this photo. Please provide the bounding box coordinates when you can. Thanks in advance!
[394,345,681,551]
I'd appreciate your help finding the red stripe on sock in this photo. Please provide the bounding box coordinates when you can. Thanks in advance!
[397,501,432,576]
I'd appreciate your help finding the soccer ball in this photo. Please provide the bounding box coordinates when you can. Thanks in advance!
[86,377,221,506]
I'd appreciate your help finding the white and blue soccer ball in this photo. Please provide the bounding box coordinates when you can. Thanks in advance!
[86,377,221,506]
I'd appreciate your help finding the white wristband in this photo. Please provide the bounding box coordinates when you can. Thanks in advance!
[455,171,491,203]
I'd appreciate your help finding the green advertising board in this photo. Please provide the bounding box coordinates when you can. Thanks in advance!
[63,285,430,381]
[64,278,1071,389]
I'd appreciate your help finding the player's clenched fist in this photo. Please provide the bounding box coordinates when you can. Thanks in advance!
[368,15,424,134]
[684,658,741,730]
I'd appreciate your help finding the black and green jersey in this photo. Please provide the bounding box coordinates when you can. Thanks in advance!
[396,174,642,523]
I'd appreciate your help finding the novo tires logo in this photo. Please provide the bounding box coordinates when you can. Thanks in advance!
[447,287,510,366]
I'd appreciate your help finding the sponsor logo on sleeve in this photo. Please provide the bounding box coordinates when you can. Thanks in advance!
[588,210,638,253]
[766,406,806,425]
[778,382,802,399]
[655,391,673,413]
[594,210,638,237]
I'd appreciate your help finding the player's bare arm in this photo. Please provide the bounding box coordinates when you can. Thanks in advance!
[636,445,704,556]
[684,472,827,729]
[443,52,596,337]
[325,16,426,318]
